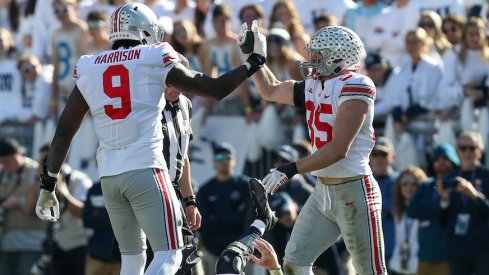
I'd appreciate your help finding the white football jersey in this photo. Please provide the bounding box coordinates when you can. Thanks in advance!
[298,73,376,178]
[74,43,180,177]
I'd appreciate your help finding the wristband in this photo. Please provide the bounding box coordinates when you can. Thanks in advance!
[244,53,266,77]
[40,173,57,192]
[277,162,298,179]
[183,195,198,207]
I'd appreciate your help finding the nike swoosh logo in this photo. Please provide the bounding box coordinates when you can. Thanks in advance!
[324,95,330,99]
[345,201,355,206]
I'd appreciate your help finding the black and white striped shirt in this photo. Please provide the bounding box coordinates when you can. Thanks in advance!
[161,95,193,184]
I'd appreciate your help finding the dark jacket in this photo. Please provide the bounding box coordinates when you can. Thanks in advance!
[197,175,251,256]
[374,169,398,259]
[82,182,115,262]
[440,166,489,259]
[407,178,448,262]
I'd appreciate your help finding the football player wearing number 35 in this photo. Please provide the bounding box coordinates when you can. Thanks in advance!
[34,3,266,275]
[245,23,387,275]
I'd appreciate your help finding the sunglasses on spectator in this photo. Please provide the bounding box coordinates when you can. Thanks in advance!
[54,5,70,15]
[215,154,232,161]
[88,21,106,29]
[419,22,435,28]
[458,145,477,152]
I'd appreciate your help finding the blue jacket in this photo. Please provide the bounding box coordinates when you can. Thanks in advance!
[407,178,448,262]
[82,182,116,262]
[440,166,489,259]
[374,169,398,259]
[197,175,251,256]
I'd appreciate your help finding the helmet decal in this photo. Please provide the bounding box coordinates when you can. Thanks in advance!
[109,3,162,45]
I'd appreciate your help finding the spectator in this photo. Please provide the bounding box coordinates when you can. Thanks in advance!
[365,0,421,68]
[364,51,395,131]
[50,0,89,117]
[438,16,489,129]
[0,138,46,275]
[441,14,465,52]
[83,181,121,275]
[77,0,115,21]
[459,17,489,109]
[86,10,111,54]
[389,28,444,139]
[268,0,310,58]
[390,166,427,275]
[0,28,21,124]
[416,0,465,19]
[270,145,313,208]
[0,0,19,34]
[292,0,355,35]
[198,4,250,118]
[50,160,93,275]
[437,131,489,275]
[266,27,304,81]
[15,0,37,55]
[194,0,214,38]
[238,4,268,35]
[370,136,399,266]
[15,54,52,125]
[343,0,385,47]
[417,11,451,61]
[171,19,205,72]
[313,12,338,31]
[196,142,251,275]
[157,0,196,23]
[407,143,460,275]
[31,0,60,64]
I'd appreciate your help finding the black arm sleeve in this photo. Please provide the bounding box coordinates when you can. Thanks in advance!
[293,81,306,108]
[166,63,249,100]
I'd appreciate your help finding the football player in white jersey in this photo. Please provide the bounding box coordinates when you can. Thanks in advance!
[241,23,387,274]
[33,3,267,275]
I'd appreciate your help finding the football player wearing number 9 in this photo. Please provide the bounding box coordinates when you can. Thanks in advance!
[248,25,387,274]
[34,3,266,275]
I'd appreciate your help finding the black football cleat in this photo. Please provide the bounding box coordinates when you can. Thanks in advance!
[249,178,278,231]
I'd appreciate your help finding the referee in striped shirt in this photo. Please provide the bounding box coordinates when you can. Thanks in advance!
[161,56,202,274]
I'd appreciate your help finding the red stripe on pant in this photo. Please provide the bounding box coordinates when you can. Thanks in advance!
[155,169,177,250]
[364,175,382,274]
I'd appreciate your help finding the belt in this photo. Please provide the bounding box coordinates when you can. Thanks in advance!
[317,175,365,185]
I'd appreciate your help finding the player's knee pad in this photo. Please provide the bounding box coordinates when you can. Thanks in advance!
[283,261,313,275]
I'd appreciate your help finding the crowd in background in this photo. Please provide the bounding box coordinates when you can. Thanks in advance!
[1,0,489,274]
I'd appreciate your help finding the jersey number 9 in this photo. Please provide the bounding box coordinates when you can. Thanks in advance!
[103,65,132,120]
